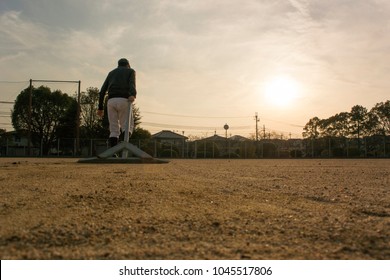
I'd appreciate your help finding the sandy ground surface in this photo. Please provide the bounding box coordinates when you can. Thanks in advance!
[0,158,389,260]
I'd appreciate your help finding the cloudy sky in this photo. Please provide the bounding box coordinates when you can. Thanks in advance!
[1,0,389,138]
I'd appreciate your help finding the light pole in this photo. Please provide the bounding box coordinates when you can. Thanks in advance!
[224,123,229,158]
[224,123,229,139]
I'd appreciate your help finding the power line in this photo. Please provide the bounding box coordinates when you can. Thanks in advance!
[142,122,252,130]
[261,117,304,128]
[142,111,304,128]
[142,111,252,119]
[0,80,29,83]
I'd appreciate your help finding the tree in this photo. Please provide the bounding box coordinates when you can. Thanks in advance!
[332,112,350,137]
[368,101,390,157]
[132,127,151,139]
[370,100,390,136]
[318,117,334,137]
[349,105,369,138]
[303,117,322,157]
[349,105,369,154]
[11,86,77,154]
[301,100,390,157]
[79,87,107,139]
[302,117,321,139]
[132,105,142,129]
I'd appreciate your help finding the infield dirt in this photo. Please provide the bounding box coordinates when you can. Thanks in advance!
[1,158,389,259]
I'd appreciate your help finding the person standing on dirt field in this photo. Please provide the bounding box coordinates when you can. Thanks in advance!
[97,58,137,147]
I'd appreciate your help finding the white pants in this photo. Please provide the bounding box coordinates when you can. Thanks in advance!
[107,98,134,138]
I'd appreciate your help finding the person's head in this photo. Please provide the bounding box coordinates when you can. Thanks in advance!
[118,58,130,67]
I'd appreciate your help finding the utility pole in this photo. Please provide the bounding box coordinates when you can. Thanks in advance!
[254,112,260,158]
[263,125,266,139]
[261,125,266,158]
[254,112,259,141]
[224,123,229,158]
[28,79,32,156]
[76,80,81,156]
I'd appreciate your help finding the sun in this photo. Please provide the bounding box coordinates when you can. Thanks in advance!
[264,76,300,107]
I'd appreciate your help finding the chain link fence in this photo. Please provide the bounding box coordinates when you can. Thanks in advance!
[1,136,389,158]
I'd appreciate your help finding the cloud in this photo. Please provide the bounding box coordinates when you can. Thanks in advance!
[1,0,390,135]
[0,11,48,50]
[0,52,26,63]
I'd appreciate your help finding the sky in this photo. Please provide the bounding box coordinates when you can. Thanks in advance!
[1,0,390,138]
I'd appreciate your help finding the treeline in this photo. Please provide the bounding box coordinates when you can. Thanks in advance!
[303,101,390,139]
[8,86,149,154]
[302,101,390,157]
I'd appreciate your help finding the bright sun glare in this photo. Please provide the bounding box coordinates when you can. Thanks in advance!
[264,76,300,107]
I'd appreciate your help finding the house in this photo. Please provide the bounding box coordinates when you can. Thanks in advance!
[193,133,230,158]
[229,135,251,142]
[3,130,29,146]
[0,130,38,156]
[198,134,226,143]
[151,130,188,158]
[151,130,188,144]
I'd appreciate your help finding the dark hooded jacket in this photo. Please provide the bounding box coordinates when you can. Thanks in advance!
[98,66,137,110]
